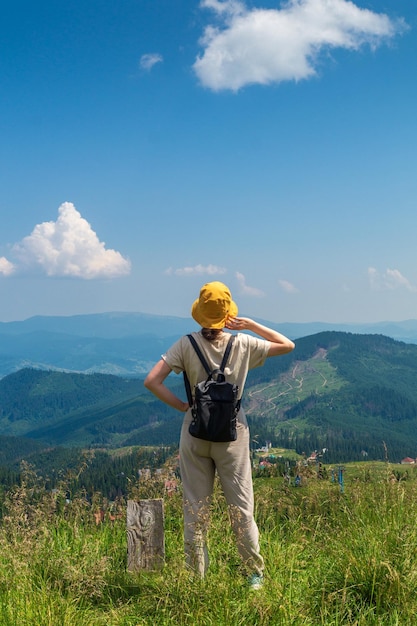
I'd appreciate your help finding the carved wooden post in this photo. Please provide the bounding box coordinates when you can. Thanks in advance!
[127,499,165,571]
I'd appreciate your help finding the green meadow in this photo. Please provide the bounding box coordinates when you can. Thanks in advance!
[1,460,417,625]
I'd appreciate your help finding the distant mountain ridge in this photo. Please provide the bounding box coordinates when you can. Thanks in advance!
[0,312,199,338]
[1,311,417,378]
[2,311,417,340]
[1,331,417,463]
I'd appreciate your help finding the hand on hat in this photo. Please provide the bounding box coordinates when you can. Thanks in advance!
[225,316,253,331]
[226,318,295,355]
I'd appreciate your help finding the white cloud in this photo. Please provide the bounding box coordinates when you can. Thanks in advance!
[194,0,406,91]
[165,264,227,276]
[0,257,15,276]
[201,0,244,17]
[140,53,163,71]
[12,202,131,279]
[279,279,299,294]
[235,271,265,296]
[368,267,416,292]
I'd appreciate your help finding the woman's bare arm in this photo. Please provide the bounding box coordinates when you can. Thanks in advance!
[225,317,295,356]
[144,359,189,412]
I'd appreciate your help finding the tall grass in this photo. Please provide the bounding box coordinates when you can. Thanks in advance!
[1,461,417,625]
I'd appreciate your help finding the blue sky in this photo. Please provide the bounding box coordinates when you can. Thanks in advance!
[0,0,416,324]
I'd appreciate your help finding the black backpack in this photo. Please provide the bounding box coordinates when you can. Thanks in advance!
[183,334,241,442]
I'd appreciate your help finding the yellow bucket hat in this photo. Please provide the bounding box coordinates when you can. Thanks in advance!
[191,282,238,329]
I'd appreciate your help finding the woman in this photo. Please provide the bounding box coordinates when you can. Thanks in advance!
[144,281,295,589]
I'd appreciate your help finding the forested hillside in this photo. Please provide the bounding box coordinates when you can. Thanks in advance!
[246,332,417,462]
[0,368,180,447]
[0,369,144,432]
[1,332,417,463]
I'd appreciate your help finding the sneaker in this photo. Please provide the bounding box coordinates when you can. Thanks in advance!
[248,574,264,590]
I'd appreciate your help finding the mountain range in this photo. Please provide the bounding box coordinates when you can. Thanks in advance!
[1,311,417,378]
[1,330,417,465]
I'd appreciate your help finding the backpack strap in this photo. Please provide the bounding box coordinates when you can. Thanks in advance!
[220,336,241,411]
[183,371,193,407]
[219,335,235,372]
[183,334,236,406]
[183,334,208,406]
[187,333,235,374]
[186,334,211,376]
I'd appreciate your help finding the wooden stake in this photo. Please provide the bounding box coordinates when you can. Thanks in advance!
[127,499,165,571]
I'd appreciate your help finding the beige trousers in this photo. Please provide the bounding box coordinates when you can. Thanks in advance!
[179,410,264,577]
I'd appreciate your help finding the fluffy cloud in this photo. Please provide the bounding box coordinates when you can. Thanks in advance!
[194,0,406,91]
[368,267,416,292]
[165,264,227,276]
[140,53,163,71]
[0,257,15,276]
[279,279,299,294]
[12,202,131,279]
[235,271,265,296]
